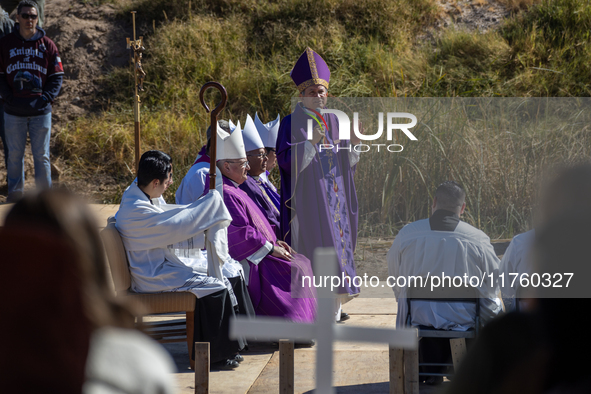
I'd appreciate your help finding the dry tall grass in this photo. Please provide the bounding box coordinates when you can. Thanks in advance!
[349,98,591,238]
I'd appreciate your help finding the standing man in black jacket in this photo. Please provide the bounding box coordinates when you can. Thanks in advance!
[0,0,63,201]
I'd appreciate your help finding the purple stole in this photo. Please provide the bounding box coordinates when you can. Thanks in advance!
[222,176,316,322]
[262,171,281,210]
[276,103,360,295]
[239,175,281,238]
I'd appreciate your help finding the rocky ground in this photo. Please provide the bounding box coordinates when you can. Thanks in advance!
[435,0,512,33]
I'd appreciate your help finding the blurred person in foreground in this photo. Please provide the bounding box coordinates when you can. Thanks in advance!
[447,163,591,394]
[388,180,502,384]
[116,150,252,369]
[0,189,175,394]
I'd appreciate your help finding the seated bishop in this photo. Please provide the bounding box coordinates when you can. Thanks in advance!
[175,121,229,204]
[211,121,317,322]
[238,114,281,237]
[254,112,281,210]
[115,150,253,369]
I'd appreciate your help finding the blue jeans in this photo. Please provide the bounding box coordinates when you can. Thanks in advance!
[5,112,52,200]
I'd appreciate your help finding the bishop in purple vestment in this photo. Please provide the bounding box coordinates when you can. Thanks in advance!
[254,112,282,211]
[277,48,361,297]
[214,123,316,322]
[238,114,282,237]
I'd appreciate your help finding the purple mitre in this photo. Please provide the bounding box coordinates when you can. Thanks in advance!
[290,47,330,92]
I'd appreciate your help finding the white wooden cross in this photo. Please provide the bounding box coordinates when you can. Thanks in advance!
[230,248,418,394]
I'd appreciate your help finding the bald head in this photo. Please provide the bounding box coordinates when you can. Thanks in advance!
[432,181,466,215]
[205,120,231,153]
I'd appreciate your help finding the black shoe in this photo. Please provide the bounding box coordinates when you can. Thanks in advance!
[233,354,244,363]
[213,359,239,370]
[339,312,350,322]
[295,339,315,348]
[424,376,443,385]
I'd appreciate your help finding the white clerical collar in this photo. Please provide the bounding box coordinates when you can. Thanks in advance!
[230,179,240,187]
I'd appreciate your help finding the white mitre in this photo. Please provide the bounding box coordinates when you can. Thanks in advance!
[242,114,265,152]
[216,120,246,161]
[255,113,280,148]
[229,119,236,130]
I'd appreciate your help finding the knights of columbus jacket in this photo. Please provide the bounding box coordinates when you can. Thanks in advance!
[0,24,64,116]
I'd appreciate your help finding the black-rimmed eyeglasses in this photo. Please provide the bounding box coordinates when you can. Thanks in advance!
[247,152,268,159]
[226,160,250,168]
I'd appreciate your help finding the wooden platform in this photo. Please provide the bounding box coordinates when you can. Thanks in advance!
[0,203,119,228]
[156,290,448,393]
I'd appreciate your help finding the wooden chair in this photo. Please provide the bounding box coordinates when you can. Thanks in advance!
[404,285,480,385]
[100,221,198,369]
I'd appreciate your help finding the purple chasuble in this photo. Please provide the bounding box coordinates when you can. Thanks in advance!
[276,103,360,295]
[239,175,281,238]
[222,176,316,322]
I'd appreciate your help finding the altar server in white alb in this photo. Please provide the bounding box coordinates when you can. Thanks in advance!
[175,120,229,204]
[387,181,502,330]
[254,112,281,210]
[499,228,535,311]
[387,181,501,383]
[115,150,253,369]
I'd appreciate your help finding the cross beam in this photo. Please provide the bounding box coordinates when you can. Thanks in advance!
[230,248,418,394]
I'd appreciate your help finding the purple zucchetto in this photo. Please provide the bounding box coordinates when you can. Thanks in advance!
[290,47,331,93]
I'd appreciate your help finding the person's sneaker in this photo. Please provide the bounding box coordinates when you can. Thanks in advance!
[294,340,315,348]
[213,359,239,370]
[233,354,244,363]
[339,312,350,322]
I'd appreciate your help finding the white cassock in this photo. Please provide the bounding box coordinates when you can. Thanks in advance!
[116,181,241,299]
[175,161,223,204]
[499,229,535,310]
[387,217,502,330]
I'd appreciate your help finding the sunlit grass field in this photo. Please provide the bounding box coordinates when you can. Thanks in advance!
[55,0,591,238]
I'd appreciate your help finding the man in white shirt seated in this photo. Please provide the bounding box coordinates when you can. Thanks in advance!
[499,228,535,311]
[387,181,501,383]
[116,150,252,369]
[175,121,229,204]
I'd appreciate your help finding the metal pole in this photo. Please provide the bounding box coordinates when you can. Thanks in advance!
[127,11,143,173]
